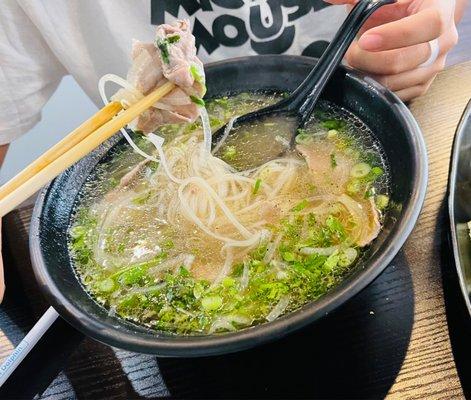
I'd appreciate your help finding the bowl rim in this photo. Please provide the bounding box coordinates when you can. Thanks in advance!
[448,98,471,317]
[29,54,428,356]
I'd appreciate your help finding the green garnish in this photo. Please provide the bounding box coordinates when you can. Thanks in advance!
[291,199,309,212]
[223,145,237,161]
[375,194,390,210]
[201,296,223,312]
[346,179,361,194]
[132,191,152,205]
[321,119,346,131]
[253,179,262,195]
[295,129,312,145]
[351,162,371,178]
[327,129,338,138]
[190,64,204,83]
[330,153,337,168]
[97,278,115,293]
[156,35,180,64]
[167,35,180,44]
[156,38,170,64]
[190,95,205,107]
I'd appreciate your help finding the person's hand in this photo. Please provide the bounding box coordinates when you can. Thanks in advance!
[326,0,460,101]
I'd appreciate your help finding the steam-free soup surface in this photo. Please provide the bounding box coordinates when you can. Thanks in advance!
[70,92,389,334]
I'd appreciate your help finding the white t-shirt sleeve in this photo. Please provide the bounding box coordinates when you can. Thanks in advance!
[0,0,67,145]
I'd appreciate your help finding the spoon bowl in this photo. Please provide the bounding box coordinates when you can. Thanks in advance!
[212,0,396,167]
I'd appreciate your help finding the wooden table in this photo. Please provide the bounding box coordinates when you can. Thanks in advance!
[1,62,471,399]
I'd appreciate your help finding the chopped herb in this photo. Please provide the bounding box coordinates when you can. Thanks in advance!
[190,64,204,83]
[132,191,152,205]
[351,162,371,178]
[371,166,384,177]
[190,95,205,107]
[321,119,346,130]
[201,296,223,312]
[330,153,337,168]
[365,187,376,198]
[327,129,338,138]
[167,35,180,44]
[295,129,312,145]
[223,145,237,161]
[156,38,170,64]
[291,199,309,212]
[156,35,180,64]
[282,252,296,262]
[346,179,361,195]
[162,239,175,249]
[97,278,115,293]
[375,194,390,210]
[253,179,262,195]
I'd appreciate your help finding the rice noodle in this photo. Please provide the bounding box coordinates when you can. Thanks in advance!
[200,107,212,154]
[266,296,290,322]
[93,78,377,285]
[212,117,237,155]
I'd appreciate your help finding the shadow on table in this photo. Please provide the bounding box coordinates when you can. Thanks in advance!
[159,251,414,399]
[439,200,471,398]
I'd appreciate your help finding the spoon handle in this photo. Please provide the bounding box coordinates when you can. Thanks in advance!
[294,0,396,126]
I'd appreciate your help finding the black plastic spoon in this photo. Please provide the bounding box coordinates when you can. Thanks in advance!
[212,0,396,168]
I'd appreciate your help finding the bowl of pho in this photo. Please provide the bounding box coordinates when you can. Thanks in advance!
[30,24,427,357]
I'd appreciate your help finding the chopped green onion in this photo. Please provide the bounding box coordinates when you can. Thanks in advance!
[351,162,371,178]
[156,35,180,64]
[338,248,358,267]
[365,187,376,198]
[201,296,223,311]
[291,199,309,212]
[321,119,345,130]
[253,178,262,195]
[223,145,236,160]
[167,35,180,44]
[156,38,170,64]
[190,64,204,83]
[295,129,312,145]
[330,153,337,168]
[371,166,384,177]
[327,129,338,138]
[375,194,390,210]
[222,277,235,288]
[190,95,205,107]
[324,251,340,270]
[282,252,296,262]
[162,239,174,249]
[132,191,151,205]
[193,282,205,299]
[347,179,361,194]
[97,278,115,293]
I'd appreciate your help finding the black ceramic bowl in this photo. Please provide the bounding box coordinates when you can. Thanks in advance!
[30,55,428,357]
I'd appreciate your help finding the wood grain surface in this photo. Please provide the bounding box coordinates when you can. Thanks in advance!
[386,62,471,399]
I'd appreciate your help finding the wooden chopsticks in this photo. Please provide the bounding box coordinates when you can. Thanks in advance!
[0,81,175,217]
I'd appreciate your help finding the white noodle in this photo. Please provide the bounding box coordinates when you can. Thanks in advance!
[266,296,291,322]
[212,116,237,155]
